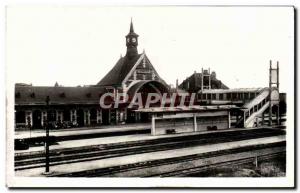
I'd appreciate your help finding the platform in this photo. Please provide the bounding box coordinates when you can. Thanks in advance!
[15,135,285,177]
[15,126,276,154]
[15,123,151,140]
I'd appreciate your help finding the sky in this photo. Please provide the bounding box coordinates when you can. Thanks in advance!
[6,6,294,92]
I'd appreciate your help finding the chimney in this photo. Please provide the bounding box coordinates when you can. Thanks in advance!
[176,79,179,90]
[211,71,216,79]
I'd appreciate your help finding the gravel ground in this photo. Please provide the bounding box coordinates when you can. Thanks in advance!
[187,156,286,177]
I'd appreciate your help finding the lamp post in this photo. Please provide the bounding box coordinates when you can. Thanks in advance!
[44,96,50,174]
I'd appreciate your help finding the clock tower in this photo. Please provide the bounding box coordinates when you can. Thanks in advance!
[126,19,139,59]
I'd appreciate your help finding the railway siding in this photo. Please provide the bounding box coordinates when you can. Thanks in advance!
[15,134,285,177]
[103,146,285,177]
[15,128,285,170]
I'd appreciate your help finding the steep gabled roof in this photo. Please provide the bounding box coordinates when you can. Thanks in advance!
[97,54,142,87]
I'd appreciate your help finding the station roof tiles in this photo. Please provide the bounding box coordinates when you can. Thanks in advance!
[97,54,142,87]
[15,85,106,105]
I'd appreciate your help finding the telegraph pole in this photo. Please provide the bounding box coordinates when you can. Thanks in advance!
[45,96,50,174]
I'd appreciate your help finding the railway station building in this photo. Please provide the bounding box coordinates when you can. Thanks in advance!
[14,20,283,134]
[15,21,170,130]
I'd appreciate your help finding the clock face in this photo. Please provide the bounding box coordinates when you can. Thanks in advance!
[132,38,136,43]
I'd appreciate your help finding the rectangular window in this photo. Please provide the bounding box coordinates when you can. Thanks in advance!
[223,93,227,100]
[232,93,237,100]
[212,94,216,100]
[197,94,201,100]
[207,93,211,100]
[219,93,223,100]
[227,93,231,100]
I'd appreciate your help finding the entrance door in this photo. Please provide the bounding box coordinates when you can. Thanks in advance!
[32,110,42,129]
[77,109,84,127]
[126,109,136,123]
[102,109,110,125]
[90,108,97,125]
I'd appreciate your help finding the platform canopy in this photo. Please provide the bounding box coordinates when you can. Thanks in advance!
[134,105,237,113]
[199,87,265,94]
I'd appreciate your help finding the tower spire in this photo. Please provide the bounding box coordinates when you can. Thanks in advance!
[125,18,139,59]
[130,18,134,33]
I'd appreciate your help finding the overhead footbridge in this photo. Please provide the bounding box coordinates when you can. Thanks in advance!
[236,87,280,128]
[198,87,265,106]
[197,86,280,128]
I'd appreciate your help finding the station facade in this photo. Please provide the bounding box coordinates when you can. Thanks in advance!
[15,21,172,130]
[14,21,283,133]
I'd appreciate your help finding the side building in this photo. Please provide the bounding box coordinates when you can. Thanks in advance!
[179,68,229,93]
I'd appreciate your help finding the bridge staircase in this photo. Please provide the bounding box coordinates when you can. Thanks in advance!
[235,87,279,128]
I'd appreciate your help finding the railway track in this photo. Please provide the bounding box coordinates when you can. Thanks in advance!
[51,142,286,177]
[15,128,285,171]
[150,151,285,177]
